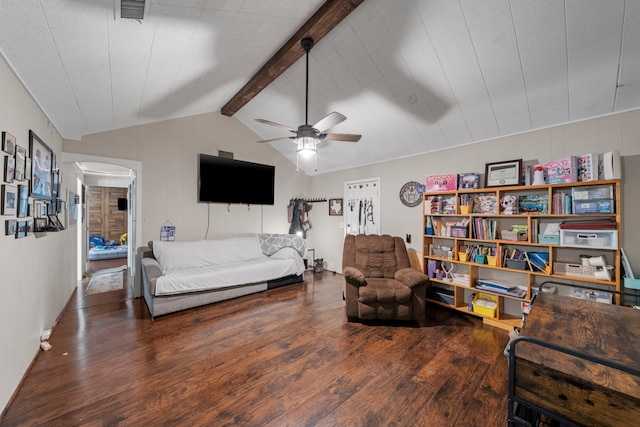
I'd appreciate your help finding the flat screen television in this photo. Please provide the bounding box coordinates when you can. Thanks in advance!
[198,154,275,205]
[117,197,127,211]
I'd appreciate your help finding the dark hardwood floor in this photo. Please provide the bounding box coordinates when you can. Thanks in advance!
[1,263,511,426]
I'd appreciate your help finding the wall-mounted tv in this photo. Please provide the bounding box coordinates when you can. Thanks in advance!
[117,197,128,211]
[198,154,275,205]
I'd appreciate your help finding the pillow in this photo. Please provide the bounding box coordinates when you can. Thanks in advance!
[268,246,300,260]
[152,237,264,272]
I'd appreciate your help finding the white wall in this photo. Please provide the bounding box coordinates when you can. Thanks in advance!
[305,110,640,273]
[63,106,640,274]
[63,112,310,244]
[0,57,79,410]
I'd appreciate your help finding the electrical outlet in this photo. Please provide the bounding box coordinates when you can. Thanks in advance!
[41,329,51,341]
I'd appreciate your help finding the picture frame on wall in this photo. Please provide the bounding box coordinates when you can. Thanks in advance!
[26,219,34,236]
[2,132,16,155]
[2,184,17,215]
[484,159,522,188]
[14,145,26,181]
[4,155,15,183]
[25,157,31,180]
[329,198,343,216]
[48,214,64,231]
[34,217,48,232]
[458,173,479,189]
[5,219,16,236]
[17,185,29,218]
[16,220,27,238]
[29,130,53,199]
[51,153,58,198]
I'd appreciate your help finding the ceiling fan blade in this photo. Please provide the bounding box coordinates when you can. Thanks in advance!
[313,111,346,133]
[255,118,296,132]
[323,133,361,142]
[257,137,294,143]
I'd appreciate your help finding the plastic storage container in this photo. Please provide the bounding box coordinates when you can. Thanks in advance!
[559,229,618,250]
[572,185,614,213]
[472,293,497,318]
[537,234,560,244]
[506,259,529,270]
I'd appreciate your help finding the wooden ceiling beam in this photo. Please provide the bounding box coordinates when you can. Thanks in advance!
[221,0,365,117]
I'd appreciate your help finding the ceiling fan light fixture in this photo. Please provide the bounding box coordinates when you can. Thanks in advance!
[255,37,360,173]
[296,136,318,157]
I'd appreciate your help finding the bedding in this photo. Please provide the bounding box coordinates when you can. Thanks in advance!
[89,244,128,260]
[138,234,306,318]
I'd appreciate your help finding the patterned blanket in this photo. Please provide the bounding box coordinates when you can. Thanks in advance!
[257,234,307,257]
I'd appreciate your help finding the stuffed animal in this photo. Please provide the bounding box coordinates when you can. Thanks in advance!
[500,195,517,215]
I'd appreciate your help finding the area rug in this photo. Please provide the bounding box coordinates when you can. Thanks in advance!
[92,265,127,276]
[85,268,125,295]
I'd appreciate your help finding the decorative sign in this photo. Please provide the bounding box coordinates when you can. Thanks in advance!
[399,181,426,207]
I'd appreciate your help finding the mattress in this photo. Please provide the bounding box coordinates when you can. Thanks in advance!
[89,245,128,260]
[154,255,304,296]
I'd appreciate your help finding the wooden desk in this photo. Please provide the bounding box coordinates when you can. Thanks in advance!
[507,292,640,426]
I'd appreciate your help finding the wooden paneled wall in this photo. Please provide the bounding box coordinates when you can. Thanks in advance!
[88,186,128,242]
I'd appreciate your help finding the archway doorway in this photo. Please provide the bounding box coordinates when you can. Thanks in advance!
[61,153,142,282]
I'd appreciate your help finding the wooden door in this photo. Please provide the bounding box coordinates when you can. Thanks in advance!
[87,186,128,242]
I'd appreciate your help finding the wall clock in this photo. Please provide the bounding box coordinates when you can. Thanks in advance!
[399,181,425,207]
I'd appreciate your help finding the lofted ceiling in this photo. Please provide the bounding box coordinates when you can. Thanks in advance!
[0,0,639,175]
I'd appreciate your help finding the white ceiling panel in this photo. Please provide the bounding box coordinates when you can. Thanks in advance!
[0,0,638,172]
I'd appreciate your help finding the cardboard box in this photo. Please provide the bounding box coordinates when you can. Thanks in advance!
[426,174,458,192]
[537,156,578,184]
[578,153,598,182]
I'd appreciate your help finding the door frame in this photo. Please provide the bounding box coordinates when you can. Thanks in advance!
[61,153,142,278]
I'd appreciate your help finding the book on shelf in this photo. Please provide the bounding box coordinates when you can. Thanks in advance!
[472,218,499,240]
[551,192,572,214]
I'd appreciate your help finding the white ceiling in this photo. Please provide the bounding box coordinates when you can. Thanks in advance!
[1,0,639,175]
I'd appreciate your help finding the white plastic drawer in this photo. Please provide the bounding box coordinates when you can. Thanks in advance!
[559,229,618,250]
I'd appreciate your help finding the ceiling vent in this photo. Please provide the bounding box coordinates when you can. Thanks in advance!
[121,0,146,20]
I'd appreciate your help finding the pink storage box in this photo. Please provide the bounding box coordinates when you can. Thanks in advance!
[537,156,578,184]
[426,174,458,192]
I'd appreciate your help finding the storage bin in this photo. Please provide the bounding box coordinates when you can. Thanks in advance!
[426,287,454,305]
[572,184,614,213]
[450,225,468,238]
[472,293,497,318]
[501,230,528,241]
[553,262,597,278]
[506,259,528,270]
[459,205,473,214]
[537,234,560,244]
[528,252,549,272]
[430,245,454,259]
[624,275,640,290]
[573,199,614,214]
[559,229,618,250]
[572,185,613,200]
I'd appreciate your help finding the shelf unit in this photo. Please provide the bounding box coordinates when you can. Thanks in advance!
[422,179,621,330]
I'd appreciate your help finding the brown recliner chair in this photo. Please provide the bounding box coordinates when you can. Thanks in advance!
[343,234,429,322]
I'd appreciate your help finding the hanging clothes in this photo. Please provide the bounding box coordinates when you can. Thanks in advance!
[288,199,312,238]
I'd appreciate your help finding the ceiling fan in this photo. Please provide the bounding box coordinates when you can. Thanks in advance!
[255,37,361,172]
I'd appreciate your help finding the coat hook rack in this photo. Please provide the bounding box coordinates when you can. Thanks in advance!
[291,197,327,203]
